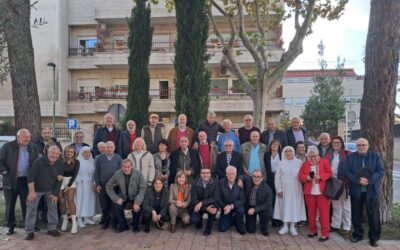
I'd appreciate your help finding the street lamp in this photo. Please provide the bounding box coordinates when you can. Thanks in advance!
[47,62,56,134]
[344,98,351,143]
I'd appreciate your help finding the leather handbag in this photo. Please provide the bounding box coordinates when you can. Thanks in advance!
[324,177,344,200]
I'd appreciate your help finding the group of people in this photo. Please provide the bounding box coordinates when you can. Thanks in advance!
[0,112,385,247]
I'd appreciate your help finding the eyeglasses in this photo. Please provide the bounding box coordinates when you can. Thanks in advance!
[308,155,318,158]
[224,144,233,147]
[332,141,341,144]
[356,144,368,147]
[252,176,263,179]
[245,119,252,121]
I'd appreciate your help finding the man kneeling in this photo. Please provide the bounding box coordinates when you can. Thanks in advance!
[190,168,219,236]
[106,159,147,233]
[217,166,246,235]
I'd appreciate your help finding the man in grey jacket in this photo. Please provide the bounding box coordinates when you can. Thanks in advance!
[106,159,147,233]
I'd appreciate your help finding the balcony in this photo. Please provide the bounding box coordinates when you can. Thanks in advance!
[67,86,283,114]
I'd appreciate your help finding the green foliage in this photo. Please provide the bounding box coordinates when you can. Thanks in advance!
[302,41,345,138]
[278,111,291,130]
[125,0,154,130]
[174,0,211,129]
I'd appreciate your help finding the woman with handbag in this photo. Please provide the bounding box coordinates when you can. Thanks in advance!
[325,136,351,236]
[299,146,332,242]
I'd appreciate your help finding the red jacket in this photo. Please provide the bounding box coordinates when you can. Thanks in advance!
[298,158,332,195]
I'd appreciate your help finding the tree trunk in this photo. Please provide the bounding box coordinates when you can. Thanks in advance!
[0,0,42,141]
[360,0,400,223]
[252,88,263,130]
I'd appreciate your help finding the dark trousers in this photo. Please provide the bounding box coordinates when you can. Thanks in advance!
[142,207,169,229]
[219,206,245,232]
[113,201,141,230]
[191,210,216,231]
[351,193,381,242]
[99,188,113,225]
[245,208,269,234]
[4,177,28,228]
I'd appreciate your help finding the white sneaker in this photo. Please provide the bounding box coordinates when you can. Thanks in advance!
[71,215,78,234]
[84,217,95,225]
[77,217,86,228]
[290,226,298,236]
[278,226,289,235]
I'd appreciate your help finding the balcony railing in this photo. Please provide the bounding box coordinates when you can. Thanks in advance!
[69,40,283,56]
[68,86,283,102]
[68,86,175,101]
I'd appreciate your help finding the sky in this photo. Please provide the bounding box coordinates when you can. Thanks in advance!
[282,0,369,74]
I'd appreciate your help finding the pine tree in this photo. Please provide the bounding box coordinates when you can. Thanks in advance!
[125,0,153,129]
[174,0,211,129]
[302,41,345,138]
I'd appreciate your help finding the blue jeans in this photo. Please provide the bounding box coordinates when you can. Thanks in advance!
[219,206,245,232]
[25,191,58,233]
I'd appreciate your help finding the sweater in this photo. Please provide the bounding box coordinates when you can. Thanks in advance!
[27,157,63,196]
[94,154,122,186]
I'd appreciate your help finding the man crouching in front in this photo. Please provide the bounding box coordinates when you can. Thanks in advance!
[25,146,63,240]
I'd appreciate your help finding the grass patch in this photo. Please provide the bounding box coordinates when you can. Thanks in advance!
[0,198,24,228]
[381,203,400,240]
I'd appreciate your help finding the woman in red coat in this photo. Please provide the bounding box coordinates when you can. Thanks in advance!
[298,145,332,242]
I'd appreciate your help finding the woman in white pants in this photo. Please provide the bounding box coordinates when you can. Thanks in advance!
[75,146,96,227]
[324,136,351,235]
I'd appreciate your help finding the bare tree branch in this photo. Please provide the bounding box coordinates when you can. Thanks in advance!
[294,0,300,30]
[255,0,268,67]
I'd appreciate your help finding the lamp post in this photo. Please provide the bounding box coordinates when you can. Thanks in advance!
[344,99,351,143]
[47,62,56,134]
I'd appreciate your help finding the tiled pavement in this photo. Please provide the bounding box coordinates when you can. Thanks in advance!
[1,224,399,250]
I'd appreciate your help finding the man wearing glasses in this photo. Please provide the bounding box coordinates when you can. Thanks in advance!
[216,139,243,180]
[242,170,273,236]
[343,138,384,247]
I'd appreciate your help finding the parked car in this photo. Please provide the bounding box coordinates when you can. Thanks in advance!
[0,136,16,190]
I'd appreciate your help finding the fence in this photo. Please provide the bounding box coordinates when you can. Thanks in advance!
[0,124,80,140]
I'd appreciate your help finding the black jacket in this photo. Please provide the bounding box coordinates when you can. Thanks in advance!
[285,127,309,148]
[142,186,169,218]
[217,177,245,209]
[263,152,281,188]
[0,140,39,189]
[242,175,273,216]
[260,129,287,148]
[216,151,243,180]
[92,126,121,156]
[169,148,201,185]
[35,137,62,156]
[190,177,219,212]
[195,120,225,143]
[117,129,141,159]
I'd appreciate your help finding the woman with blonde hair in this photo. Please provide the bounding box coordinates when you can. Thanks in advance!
[127,137,155,186]
[168,170,191,233]
[59,145,80,233]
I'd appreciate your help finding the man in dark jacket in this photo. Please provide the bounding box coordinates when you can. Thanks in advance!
[117,120,141,159]
[242,170,273,236]
[260,117,287,148]
[106,159,147,233]
[35,127,62,156]
[216,139,243,179]
[141,114,165,154]
[93,113,121,157]
[217,166,246,235]
[68,131,91,155]
[25,146,63,240]
[195,111,224,143]
[344,138,385,247]
[285,117,309,148]
[0,129,38,235]
[190,168,219,236]
[169,137,201,185]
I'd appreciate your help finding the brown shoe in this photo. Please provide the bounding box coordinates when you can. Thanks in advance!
[170,224,176,233]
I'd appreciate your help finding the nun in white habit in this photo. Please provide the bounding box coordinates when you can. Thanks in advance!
[75,146,96,227]
[273,146,306,236]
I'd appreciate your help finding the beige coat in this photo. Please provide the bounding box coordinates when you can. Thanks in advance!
[168,183,192,208]
[127,151,155,186]
[241,142,268,177]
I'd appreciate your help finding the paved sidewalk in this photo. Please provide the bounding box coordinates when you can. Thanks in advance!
[1,224,399,250]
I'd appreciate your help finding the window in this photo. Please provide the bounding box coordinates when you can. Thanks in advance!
[77,79,100,92]
[210,79,228,94]
[294,98,308,106]
[284,98,293,106]
[77,36,97,55]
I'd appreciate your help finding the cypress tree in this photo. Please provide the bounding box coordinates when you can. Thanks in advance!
[125,0,153,129]
[174,0,211,129]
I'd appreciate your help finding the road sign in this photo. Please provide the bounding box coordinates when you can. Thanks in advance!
[67,119,78,130]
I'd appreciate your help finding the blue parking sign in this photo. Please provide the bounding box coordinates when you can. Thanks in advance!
[67,119,78,130]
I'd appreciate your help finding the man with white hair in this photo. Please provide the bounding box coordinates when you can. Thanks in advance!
[195,111,224,143]
[317,132,331,158]
[344,138,384,247]
[237,114,260,145]
[167,114,194,152]
[117,120,141,159]
[285,117,309,148]
[217,166,246,235]
[217,119,240,153]
[261,117,287,148]
[0,129,38,235]
[93,113,121,157]
[25,145,63,240]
